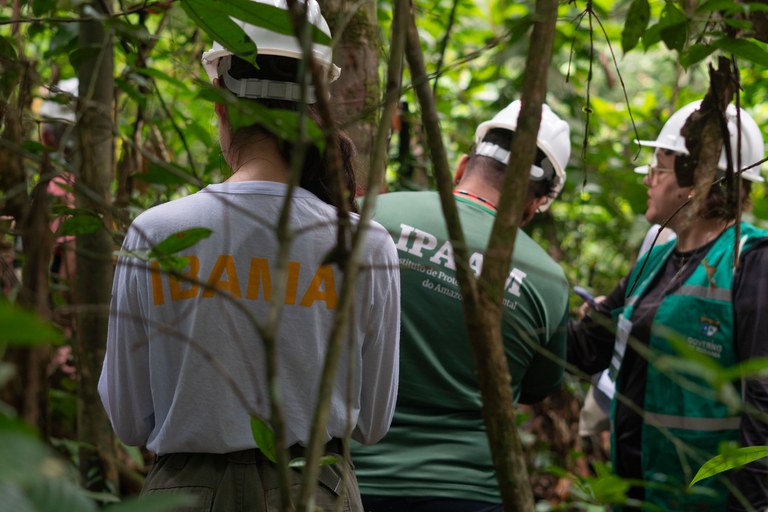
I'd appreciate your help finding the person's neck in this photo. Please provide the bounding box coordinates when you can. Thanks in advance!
[453,180,500,211]
[224,141,290,184]
[673,217,735,252]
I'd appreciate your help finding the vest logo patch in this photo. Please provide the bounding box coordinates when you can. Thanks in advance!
[699,316,719,338]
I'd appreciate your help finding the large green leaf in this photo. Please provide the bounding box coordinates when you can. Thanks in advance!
[0,301,64,347]
[690,446,768,487]
[250,416,276,463]
[0,34,17,60]
[658,2,687,52]
[180,0,257,63]
[149,228,213,258]
[696,0,768,15]
[621,0,650,54]
[212,0,330,45]
[58,211,104,237]
[181,0,330,67]
[712,38,768,67]
[679,43,717,69]
[22,476,98,512]
[133,162,198,187]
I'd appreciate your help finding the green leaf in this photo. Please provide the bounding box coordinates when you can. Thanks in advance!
[22,140,48,154]
[712,38,768,67]
[179,0,259,65]
[621,0,650,54]
[0,301,64,346]
[149,228,213,258]
[224,0,330,46]
[181,0,330,68]
[23,476,98,512]
[31,0,57,16]
[679,43,717,69]
[133,162,197,187]
[722,357,768,381]
[659,3,687,52]
[690,446,768,487]
[696,0,745,14]
[68,46,102,70]
[250,416,276,463]
[58,212,103,236]
[115,77,147,107]
[0,34,17,60]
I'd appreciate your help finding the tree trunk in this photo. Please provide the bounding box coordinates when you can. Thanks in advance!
[75,3,118,492]
[321,0,380,193]
[0,22,55,432]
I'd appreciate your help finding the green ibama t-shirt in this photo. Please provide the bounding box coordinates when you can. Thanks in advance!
[353,190,569,503]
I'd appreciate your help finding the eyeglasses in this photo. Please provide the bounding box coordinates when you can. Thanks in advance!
[647,166,675,182]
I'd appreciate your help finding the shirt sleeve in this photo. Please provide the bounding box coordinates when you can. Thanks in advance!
[518,302,568,404]
[567,276,628,375]
[728,239,768,511]
[97,227,155,446]
[352,227,401,444]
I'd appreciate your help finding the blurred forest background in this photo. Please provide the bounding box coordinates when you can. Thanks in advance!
[1,0,768,510]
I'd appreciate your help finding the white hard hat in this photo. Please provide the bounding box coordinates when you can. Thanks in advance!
[635,100,765,183]
[474,100,571,211]
[40,77,79,124]
[200,0,340,88]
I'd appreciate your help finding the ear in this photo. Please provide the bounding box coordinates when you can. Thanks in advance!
[212,79,229,122]
[454,154,469,185]
[215,102,228,121]
[521,196,548,225]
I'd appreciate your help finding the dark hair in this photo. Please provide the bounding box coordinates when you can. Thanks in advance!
[674,153,751,220]
[466,128,553,199]
[222,55,358,213]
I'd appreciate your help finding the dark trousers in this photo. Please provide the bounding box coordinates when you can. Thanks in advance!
[142,447,363,512]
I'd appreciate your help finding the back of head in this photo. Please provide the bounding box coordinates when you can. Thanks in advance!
[200,0,357,211]
[472,100,571,211]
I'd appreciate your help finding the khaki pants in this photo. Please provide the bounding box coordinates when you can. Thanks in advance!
[141,448,363,512]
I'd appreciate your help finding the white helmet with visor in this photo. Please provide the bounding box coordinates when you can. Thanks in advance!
[634,100,765,183]
[200,0,340,103]
[474,100,571,211]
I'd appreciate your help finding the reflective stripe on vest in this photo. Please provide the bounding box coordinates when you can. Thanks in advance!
[644,411,740,431]
[677,285,731,302]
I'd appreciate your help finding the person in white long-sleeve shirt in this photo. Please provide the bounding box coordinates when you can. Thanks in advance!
[97,1,400,510]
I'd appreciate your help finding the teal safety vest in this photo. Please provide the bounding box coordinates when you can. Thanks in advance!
[612,222,768,510]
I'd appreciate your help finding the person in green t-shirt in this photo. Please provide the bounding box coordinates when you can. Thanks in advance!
[353,100,572,511]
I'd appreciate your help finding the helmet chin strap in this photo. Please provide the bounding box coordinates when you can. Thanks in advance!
[218,56,317,103]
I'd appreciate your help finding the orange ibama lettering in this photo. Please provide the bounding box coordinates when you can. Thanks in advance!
[300,265,337,309]
[285,262,301,304]
[246,258,272,300]
[202,255,242,298]
[150,261,165,305]
[170,256,201,300]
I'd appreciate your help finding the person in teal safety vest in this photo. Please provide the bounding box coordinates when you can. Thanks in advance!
[569,98,768,511]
